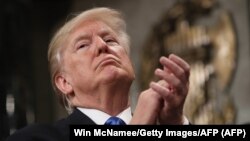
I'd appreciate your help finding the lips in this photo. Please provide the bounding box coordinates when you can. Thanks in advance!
[96,56,121,69]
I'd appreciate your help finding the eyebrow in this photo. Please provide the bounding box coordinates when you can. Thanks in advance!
[71,27,117,48]
[99,28,116,37]
[74,30,115,41]
[73,33,90,44]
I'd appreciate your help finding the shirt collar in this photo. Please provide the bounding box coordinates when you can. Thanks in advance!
[77,107,132,125]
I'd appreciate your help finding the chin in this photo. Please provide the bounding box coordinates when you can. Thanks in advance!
[100,66,130,83]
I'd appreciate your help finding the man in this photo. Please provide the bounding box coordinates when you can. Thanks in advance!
[7,7,190,140]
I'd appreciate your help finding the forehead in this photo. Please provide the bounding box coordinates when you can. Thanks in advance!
[70,20,115,37]
[60,20,120,54]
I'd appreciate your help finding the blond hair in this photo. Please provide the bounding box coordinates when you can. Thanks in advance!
[47,7,130,113]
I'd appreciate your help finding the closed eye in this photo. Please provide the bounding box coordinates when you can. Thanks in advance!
[106,39,115,43]
[76,42,90,50]
[78,44,88,49]
[104,38,118,46]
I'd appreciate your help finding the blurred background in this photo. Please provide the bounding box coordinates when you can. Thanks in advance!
[1,0,250,140]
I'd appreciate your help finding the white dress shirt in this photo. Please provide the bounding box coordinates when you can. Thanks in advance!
[77,107,132,125]
[77,107,189,125]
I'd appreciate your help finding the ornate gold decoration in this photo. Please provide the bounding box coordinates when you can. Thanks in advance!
[139,0,237,124]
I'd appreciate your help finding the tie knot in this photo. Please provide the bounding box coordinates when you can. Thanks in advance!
[104,117,126,125]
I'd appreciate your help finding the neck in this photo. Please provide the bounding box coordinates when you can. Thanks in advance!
[73,80,132,116]
[96,82,130,115]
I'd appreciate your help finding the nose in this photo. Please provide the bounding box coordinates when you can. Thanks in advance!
[95,37,108,55]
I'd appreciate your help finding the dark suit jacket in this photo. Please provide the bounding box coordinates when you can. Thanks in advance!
[6,109,95,141]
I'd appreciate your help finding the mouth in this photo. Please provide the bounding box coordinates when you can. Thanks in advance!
[96,56,121,70]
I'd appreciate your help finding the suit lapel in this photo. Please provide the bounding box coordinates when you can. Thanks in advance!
[53,109,96,140]
[67,108,96,125]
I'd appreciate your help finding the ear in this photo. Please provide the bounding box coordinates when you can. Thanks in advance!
[55,74,73,95]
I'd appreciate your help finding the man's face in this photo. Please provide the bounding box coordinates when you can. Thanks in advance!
[61,20,135,95]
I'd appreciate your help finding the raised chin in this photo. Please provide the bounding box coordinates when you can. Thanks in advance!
[98,66,127,84]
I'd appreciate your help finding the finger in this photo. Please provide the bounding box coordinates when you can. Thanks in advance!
[150,82,172,100]
[169,54,190,78]
[158,79,170,88]
[163,66,171,73]
[162,67,174,88]
[157,79,176,94]
[155,69,183,92]
[160,57,188,84]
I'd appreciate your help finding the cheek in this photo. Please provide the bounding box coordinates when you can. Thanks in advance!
[71,60,90,75]
[68,64,92,88]
[65,58,91,78]
[122,55,134,74]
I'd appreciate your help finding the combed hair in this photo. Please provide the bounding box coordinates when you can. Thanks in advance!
[47,7,130,113]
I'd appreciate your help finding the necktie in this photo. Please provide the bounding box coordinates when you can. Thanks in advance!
[104,116,126,125]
